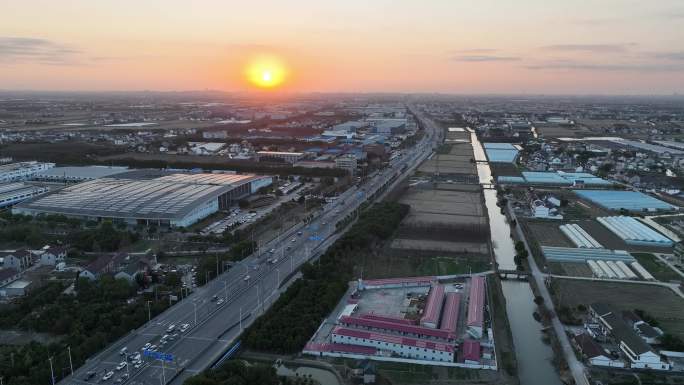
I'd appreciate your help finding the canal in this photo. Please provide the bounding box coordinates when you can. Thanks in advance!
[470,130,563,385]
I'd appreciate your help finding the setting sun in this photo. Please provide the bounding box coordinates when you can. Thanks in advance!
[245,55,287,89]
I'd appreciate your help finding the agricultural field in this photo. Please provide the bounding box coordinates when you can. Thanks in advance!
[357,252,492,279]
[633,253,683,282]
[525,221,574,247]
[550,278,684,339]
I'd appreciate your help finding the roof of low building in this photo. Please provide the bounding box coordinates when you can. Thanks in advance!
[573,333,606,358]
[0,268,19,281]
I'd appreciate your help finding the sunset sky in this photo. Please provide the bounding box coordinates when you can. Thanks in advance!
[1,0,683,94]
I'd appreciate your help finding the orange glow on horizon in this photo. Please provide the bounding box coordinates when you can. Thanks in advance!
[245,54,288,89]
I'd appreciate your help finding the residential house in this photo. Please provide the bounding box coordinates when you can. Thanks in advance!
[573,333,625,368]
[0,249,33,271]
[80,253,121,280]
[38,245,67,266]
[0,268,20,286]
[590,303,670,370]
[114,256,152,283]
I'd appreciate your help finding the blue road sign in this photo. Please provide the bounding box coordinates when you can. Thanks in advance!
[357,191,364,197]
[143,350,174,362]
[308,235,323,241]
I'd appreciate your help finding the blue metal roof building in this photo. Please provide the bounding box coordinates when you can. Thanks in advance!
[542,246,635,263]
[574,190,677,212]
[597,216,673,247]
[498,171,613,186]
[483,143,519,163]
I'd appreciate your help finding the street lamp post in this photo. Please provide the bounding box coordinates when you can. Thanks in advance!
[48,357,55,385]
[223,280,228,300]
[67,346,74,376]
[274,268,280,296]
[147,301,152,322]
[193,302,198,325]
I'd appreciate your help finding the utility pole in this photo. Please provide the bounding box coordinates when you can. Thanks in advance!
[223,280,228,299]
[275,268,280,295]
[147,301,152,322]
[193,302,198,325]
[48,356,55,385]
[67,346,73,376]
[216,255,219,277]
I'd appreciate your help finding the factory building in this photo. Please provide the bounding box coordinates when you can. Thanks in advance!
[0,183,49,208]
[499,171,612,187]
[597,216,673,247]
[574,190,676,212]
[13,173,272,227]
[439,293,461,334]
[467,276,485,339]
[256,151,303,164]
[420,284,445,329]
[33,165,130,183]
[338,315,456,343]
[483,143,519,163]
[0,161,55,183]
[331,327,455,362]
[335,154,358,175]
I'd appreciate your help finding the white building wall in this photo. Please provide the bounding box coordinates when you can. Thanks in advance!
[331,333,453,362]
[173,199,219,227]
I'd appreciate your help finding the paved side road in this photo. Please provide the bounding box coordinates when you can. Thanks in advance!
[508,201,590,385]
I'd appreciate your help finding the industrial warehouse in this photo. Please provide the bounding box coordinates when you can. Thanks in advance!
[304,276,495,369]
[12,172,272,227]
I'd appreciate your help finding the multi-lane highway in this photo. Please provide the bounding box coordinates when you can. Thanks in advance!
[62,106,439,385]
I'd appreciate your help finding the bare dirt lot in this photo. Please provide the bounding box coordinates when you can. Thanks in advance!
[551,278,684,338]
[418,143,476,175]
[525,220,574,247]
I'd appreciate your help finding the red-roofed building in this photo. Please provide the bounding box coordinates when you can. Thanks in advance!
[332,327,454,362]
[360,313,417,325]
[462,340,481,364]
[359,276,434,290]
[339,315,456,342]
[420,284,445,329]
[440,293,461,333]
[467,276,486,338]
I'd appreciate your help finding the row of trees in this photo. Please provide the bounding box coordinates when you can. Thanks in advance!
[513,240,529,269]
[184,360,314,385]
[66,221,141,252]
[241,202,409,353]
[0,276,170,385]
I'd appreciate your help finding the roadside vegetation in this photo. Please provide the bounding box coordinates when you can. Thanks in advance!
[241,202,409,353]
[184,360,314,385]
[0,277,173,385]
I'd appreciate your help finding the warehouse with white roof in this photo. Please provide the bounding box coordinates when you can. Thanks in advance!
[13,173,272,227]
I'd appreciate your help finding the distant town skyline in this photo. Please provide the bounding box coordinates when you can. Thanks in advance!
[1,0,683,94]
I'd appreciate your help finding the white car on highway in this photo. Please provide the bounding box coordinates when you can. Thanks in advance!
[116,361,127,371]
[180,323,190,332]
[102,371,114,381]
